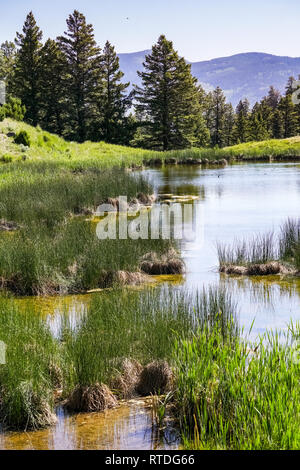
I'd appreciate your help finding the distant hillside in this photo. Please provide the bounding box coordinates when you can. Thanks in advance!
[118,51,300,107]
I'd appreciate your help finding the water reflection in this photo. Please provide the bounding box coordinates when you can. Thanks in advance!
[0,399,179,450]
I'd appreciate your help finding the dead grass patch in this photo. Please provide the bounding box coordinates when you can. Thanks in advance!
[66,383,117,413]
[140,249,184,275]
[136,361,173,396]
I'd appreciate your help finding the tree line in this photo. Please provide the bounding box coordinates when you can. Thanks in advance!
[0,10,299,149]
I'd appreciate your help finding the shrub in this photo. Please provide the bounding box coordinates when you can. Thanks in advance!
[0,153,12,163]
[14,130,31,147]
[2,97,26,121]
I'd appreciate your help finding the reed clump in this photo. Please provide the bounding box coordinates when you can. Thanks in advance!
[0,300,59,430]
[110,359,144,399]
[173,322,300,450]
[62,286,237,410]
[218,219,300,275]
[140,249,185,275]
[136,361,173,396]
[66,384,117,413]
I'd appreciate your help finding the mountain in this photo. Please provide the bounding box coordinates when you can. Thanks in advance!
[118,51,300,107]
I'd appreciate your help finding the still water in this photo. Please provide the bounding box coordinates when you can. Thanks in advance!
[146,162,300,336]
[1,162,300,450]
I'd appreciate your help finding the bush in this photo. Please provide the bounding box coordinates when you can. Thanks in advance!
[0,153,12,163]
[2,97,26,121]
[14,130,31,147]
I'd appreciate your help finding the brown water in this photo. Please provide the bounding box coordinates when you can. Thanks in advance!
[0,399,179,450]
[1,161,300,450]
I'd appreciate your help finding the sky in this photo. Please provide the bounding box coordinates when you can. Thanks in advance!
[0,0,299,62]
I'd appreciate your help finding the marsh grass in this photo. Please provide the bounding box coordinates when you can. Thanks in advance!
[0,300,59,430]
[279,218,300,269]
[217,232,277,266]
[173,322,300,449]
[61,286,238,396]
[0,219,173,295]
[0,148,175,295]
[218,219,300,272]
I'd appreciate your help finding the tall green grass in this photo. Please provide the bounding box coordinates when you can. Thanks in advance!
[0,299,59,430]
[173,322,300,449]
[61,286,238,394]
[217,218,300,271]
[0,219,173,295]
[217,232,278,266]
[279,218,300,269]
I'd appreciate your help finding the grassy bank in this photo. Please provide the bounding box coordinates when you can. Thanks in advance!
[1,119,300,169]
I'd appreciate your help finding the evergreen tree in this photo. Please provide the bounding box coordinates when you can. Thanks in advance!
[250,108,270,141]
[12,12,42,126]
[95,41,130,143]
[234,99,251,143]
[278,94,298,138]
[0,41,16,81]
[223,103,235,146]
[272,108,284,139]
[209,87,226,147]
[57,10,101,142]
[265,86,281,110]
[1,97,26,121]
[134,35,204,150]
[39,39,69,135]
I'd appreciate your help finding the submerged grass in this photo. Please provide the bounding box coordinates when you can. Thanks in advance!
[173,322,300,449]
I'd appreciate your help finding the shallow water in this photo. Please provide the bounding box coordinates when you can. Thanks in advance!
[0,398,179,450]
[2,161,300,450]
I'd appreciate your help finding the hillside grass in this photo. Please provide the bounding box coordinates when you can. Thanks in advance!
[1,119,300,169]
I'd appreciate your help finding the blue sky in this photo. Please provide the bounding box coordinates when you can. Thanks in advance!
[0,0,299,61]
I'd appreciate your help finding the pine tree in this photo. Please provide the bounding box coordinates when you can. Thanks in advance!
[12,12,43,126]
[265,86,281,110]
[250,109,270,141]
[272,109,284,139]
[95,41,130,143]
[278,94,298,138]
[223,103,235,146]
[134,35,203,150]
[209,87,227,147]
[57,10,101,142]
[0,41,16,81]
[39,39,69,135]
[234,99,251,143]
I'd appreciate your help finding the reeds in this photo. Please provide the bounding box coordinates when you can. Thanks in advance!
[61,286,238,397]
[0,300,59,430]
[173,322,300,449]
[218,219,300,273]
[217,232,278,267]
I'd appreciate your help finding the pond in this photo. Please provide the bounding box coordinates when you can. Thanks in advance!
[1,161,300,450]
